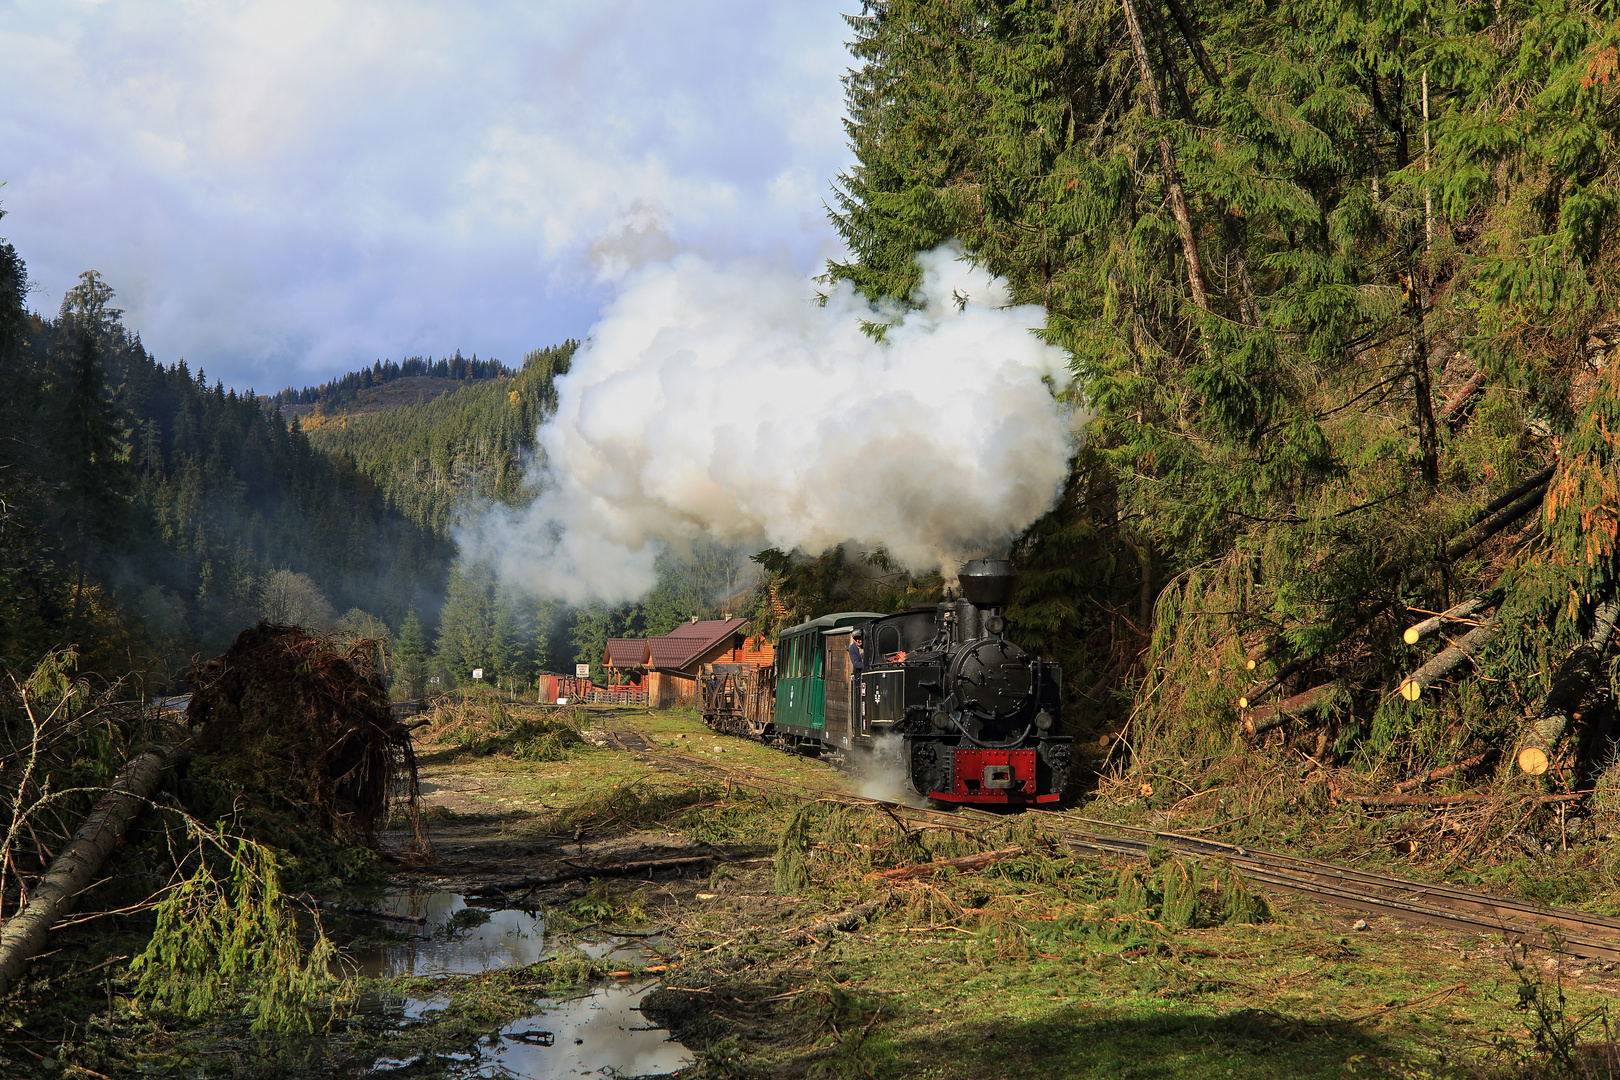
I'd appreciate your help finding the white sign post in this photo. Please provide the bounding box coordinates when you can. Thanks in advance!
[575,663,590,678]
[472,668,483,680]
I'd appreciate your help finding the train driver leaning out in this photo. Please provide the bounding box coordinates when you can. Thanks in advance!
[848,631,864,682]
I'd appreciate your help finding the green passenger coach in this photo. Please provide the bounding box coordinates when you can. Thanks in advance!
[772,611,883,752]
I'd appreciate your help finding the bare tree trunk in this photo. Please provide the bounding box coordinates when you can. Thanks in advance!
[1519,599,1620,775]
[1121,0,1209,311]
[1410,281,1441,485]
[0,748,173,998]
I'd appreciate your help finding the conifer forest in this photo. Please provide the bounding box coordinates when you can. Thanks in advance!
[11,2,1620,1077]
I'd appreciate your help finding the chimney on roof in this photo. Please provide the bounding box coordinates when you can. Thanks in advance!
[690,616,699,624]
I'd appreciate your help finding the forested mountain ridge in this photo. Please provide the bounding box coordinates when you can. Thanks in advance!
[304,341,577,538]
[828,0,1620,780]
[270,351,513,418]
[0,224,452,676]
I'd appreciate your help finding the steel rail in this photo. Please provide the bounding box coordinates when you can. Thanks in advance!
[599,722,1620,962]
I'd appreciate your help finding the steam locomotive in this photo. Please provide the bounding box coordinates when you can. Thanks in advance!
[698,559,1071,805]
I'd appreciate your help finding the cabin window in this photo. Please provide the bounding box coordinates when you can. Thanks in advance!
[877,624,901,656]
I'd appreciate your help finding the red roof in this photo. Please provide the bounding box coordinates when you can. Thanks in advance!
[645,618,749,671]
[603,638,648,669]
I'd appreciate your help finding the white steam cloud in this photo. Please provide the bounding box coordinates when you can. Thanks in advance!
[462,244,1079,604]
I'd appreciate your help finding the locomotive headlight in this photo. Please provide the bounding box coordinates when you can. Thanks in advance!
[986,615,1005,635]
[1034,710,1054,731]
[931,711,949,730]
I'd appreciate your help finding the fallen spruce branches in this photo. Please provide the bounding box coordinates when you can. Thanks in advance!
[1239,468,1550,711]
[0,745,178,998]
[864,846,1024,882]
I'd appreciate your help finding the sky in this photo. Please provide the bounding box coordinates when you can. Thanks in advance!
[0,1,857,393]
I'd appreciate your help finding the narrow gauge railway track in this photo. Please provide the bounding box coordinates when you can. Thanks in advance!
[600,722,1620,963]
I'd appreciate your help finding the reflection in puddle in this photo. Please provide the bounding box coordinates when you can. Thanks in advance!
[475,982,691,1078]
[346,889,692,1077]
[345,889,549,977]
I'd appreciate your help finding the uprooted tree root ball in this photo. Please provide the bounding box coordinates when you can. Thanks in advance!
[184,622,428,858]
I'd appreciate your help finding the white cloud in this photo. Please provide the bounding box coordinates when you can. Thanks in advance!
[0,0,856,389]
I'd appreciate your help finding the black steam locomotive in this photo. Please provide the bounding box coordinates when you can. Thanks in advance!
[699,559,1071,805]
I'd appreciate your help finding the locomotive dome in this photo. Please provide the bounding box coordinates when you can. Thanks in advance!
[958,558,1016,606]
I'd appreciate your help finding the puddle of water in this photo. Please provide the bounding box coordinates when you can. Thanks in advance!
[343,888,549,977]
[475,982,692,1078]
[344,888,692,1077]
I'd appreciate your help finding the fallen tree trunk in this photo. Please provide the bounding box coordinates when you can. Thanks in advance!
[1403,597,1491,646]
[1394,749,1499,793]
[1519,598,1620,775]
[1398,620,1498,701]
[865,846,1024,882]
[1439,369,1488,425]
[1442,484,1549,564]
[1242,683,1339,738]
[0,747,174,998]
[787,895,891,946]
[467,854,714,897]
[297,894,427,926]
[1464,464,1556,529]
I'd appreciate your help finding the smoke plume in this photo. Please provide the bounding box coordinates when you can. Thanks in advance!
[462,244,1079,604]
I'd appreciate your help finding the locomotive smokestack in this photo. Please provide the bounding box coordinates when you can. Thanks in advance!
[958,558,1016,609]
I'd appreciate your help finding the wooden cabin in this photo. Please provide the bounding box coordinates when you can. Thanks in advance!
[644,617,774,708]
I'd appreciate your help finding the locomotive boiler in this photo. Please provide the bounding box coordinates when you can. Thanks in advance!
[700,559,1071,805]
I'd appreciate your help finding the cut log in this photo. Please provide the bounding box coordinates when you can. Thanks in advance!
[1518,599,1620,775]
[1397,620,1497,701]
[865,846,1024,882]
[1403,597,1490,646]
[1242,683,1339,737]
[1394,749,1499,793]
[1244,639,1283,672]
[0,748,174,998]
[1439,369,1488,424]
